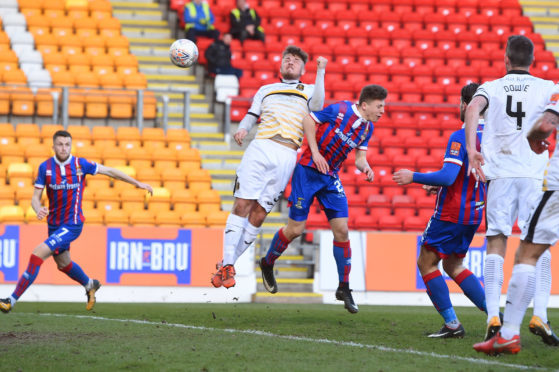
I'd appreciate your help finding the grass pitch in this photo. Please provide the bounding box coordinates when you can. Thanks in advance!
[1,302,558,371]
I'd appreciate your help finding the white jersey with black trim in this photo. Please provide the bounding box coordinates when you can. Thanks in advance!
[248,80,315,147]
[542,84,559,191]
[474,71,554,179]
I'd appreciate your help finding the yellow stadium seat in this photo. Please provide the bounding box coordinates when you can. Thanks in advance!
[197,189,222,214]
[136,166,160,185]
[0,187,14,205]
[0,123,14,138]
[15,123,41,139]
[171,189,196,213]
[161,167,186,191]
[155,210,182,227]
[146,186,170,212]
[15,188,34,211]
[108,91,134,120]
[92,125,115,142]
[0,144,25,165]
[129,209,155,226]
[67,125,92,141]
[51,70,75,87]
[0,205,25,223]
[40,124,64,141]
[116,126,140,143]
[81,200,96,212]
[187,169,212,191]
[7,163,33,179]
[153,148,177,173]
[87,177,111,190]
[24,144,51,161]
[206,210,229,227]
[75,146,102,163]
[101,146,127,167]
[11,91,36,117]
[103,208,129,226]
[166,128,191,149]
[82,208,103,225]
[120,188,146,213]
[181,212,206,227]
[126,147,152,169]
[36,92,57,118]
[112,181,136,193]
[95,188,120,211]
[123,74,147,90]
[141,127,165,144]
[113,165,136,178]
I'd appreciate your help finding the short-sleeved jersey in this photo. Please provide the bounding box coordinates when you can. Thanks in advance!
[299,101,373,176]
[542,84,559,191]
[434,124,486,225]
[248,80,315,147]
[475,71,554,179]
[34,155,98,226]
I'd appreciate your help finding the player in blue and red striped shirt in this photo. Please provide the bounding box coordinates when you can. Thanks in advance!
[260,85,387,314]
[393,83,487,338]
[0,130,152,314]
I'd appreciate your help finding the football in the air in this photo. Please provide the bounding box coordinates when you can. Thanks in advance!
[169,39,199,68]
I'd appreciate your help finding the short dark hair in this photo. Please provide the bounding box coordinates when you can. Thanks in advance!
[506,35,534,68]
[53,130,72,142]
[461,82,480,105]
[359,84,387,104]
[282,45,308,64]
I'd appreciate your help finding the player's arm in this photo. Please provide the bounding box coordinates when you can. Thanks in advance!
[303,114,329,174]
[355,149,374,182]
[31,187,48,220]
[464,95,487,181]
[308,57,327,111]
[96,164,153,194]
[527,111,559,154]
[235,86,265,146]
[393,162,461,187]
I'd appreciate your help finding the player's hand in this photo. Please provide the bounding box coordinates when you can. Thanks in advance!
[392,169,413,185]
[138,182,153,195]
[527,137,550,154]
[312,152,329,174]
[234,129,248,146]
[467,150,486,182]
[362,168,374,183]
[422,185,439,195]
[316,56,328,71]
[36,206,49,220]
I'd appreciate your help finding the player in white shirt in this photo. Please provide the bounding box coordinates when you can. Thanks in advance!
[474,85,559,355]
[465,35,556,343]
[211,45,327,288]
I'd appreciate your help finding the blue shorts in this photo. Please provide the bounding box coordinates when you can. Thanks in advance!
[288,164,348,221]
[420,218,480,259]
[45,224,83,255]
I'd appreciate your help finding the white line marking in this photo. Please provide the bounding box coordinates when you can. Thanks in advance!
[36,313,549,371]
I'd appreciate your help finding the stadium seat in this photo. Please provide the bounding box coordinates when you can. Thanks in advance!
[129,210,155,226]
[172,188,197,213]
[95,188,120,212]
[377,215,403,231]
[102,147,127,167]
[155,210,183,227]
[103,209,129,226]
[127,148,152,169]
[197,189,221,214]
[146,187,171,212]
[0,205,25,223]
[206,210,229,227]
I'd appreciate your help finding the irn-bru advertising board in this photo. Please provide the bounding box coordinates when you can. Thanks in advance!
[0,224,222,287]
[365,233,559,294]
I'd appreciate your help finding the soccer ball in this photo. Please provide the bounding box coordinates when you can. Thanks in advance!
[169,39,199,68]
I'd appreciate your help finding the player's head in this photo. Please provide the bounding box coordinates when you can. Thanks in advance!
[505,35,534,70]
[357,84,387,122]
[460,82,480,122]
[280,45,308,81]
[52,130,72,162]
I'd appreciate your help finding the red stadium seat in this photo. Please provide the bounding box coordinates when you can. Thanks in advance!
[378,215,403,231]
[351,214,378,231]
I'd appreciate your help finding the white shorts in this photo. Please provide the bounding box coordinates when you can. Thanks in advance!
[486,178,543,236]
[521,190,559,245]
[234,139,297,213]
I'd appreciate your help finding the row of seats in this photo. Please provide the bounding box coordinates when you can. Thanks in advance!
[0,204,230,228]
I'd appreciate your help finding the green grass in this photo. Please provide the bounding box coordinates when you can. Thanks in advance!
[1,303,558,371]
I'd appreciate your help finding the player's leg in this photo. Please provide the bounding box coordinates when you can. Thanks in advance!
[443,224,487,313]
[329,217,358,314]
[1,243,51,313]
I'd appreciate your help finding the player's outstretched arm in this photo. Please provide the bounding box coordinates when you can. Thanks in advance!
[393,162,461,187]
[464,96,487,182]
[97,164,153,195]
[308,56,327,111]
[303,114,329,174]
[235,114,257,146]
[31,187,48,220]
[527,111,559,154]
[355,149,374,182]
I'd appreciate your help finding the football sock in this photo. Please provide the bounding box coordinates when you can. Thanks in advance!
[59,261,89,286]
[264,228,292,266]
[484,253,504,322]
[501,264,536,339]
[12,254,44,301]
[423,270,457,324]
[533,249,551,323]
[222,214,247,266]
[233,222,261,263]
[454,268,487,312]
[333,240,351,283]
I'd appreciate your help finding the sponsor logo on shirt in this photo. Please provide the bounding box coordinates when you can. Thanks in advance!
[334,127,358,148]
[450,141,461,156]
[49,182,80,190]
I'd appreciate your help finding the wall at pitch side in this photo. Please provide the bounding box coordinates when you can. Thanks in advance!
[0,224,256,303]
[317,231,559,306]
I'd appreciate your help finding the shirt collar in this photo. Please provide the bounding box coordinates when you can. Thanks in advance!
[280,79,300,84]
[54,154,73,166]
[506,70,531,75]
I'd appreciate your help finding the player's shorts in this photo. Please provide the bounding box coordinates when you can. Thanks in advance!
[485,177,543,236]
[420,217,480,259]
[45,224,83,255]
[234,139,297,213]
[521,190,559,246]
[288,163,348,221]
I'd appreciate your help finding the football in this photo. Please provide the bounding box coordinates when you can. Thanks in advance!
[169,39,199,68]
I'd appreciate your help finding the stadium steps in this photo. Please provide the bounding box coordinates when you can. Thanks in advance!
[520,0,559,61]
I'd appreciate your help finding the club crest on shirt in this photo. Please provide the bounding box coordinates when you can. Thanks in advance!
[296,84,304,91]
[549,94,559,105]
[450,141,461,156]
[295,197,304,209]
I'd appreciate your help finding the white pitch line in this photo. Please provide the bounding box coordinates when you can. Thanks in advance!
[38,313,550,371]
